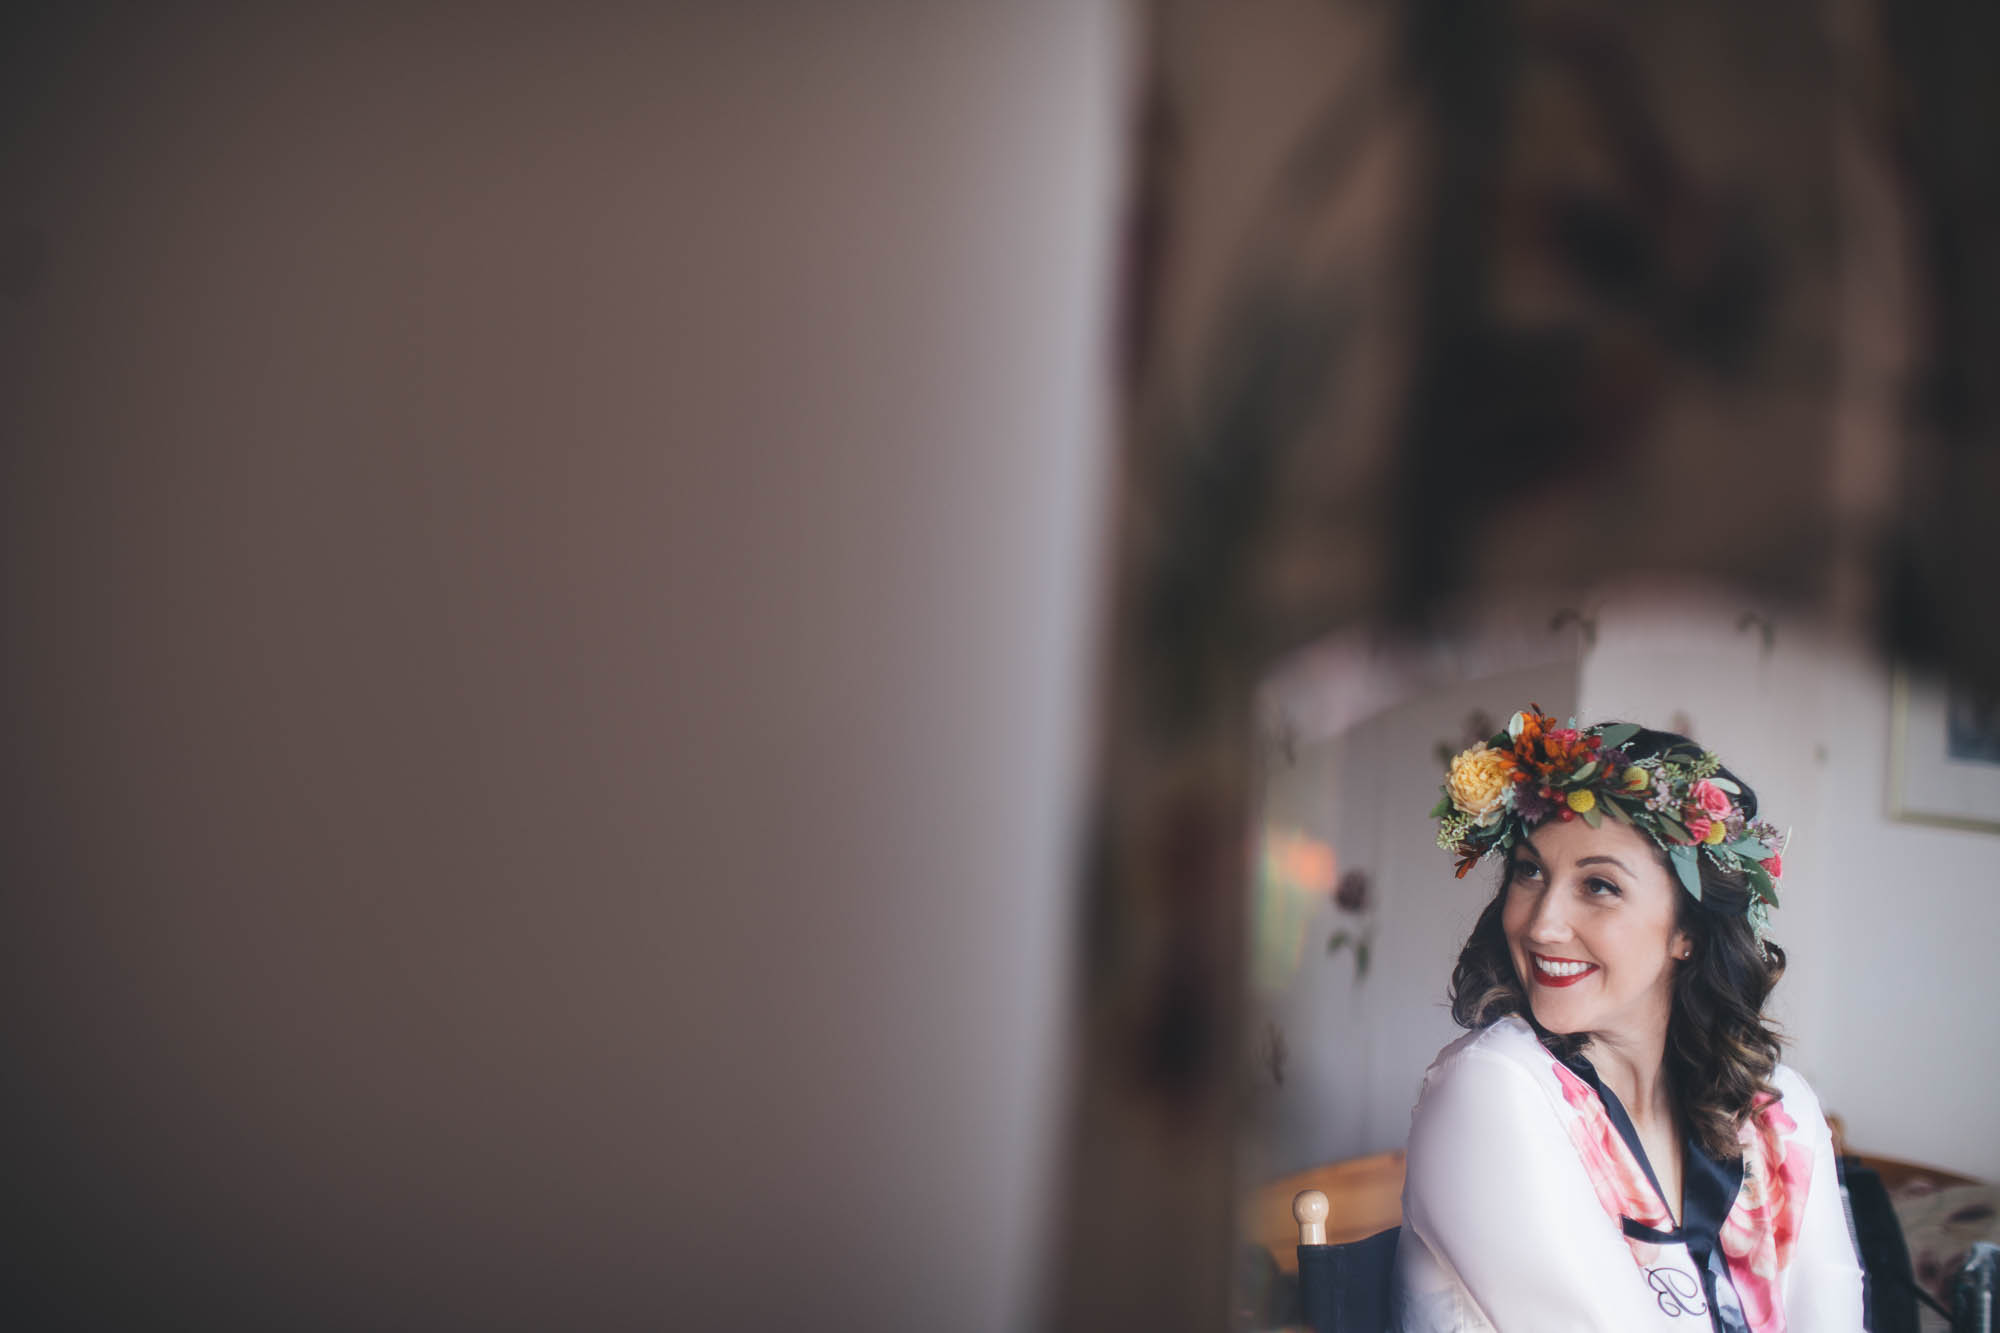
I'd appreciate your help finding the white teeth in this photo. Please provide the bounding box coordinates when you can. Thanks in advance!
[1535,957,1594,977]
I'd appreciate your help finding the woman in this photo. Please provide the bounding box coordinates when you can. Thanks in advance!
[1393,708,1863,1332]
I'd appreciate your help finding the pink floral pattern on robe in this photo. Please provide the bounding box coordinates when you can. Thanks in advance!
[1719,1093,1812,1333]
[1550,1060,1674,1266]
[1549,1060,1815,1333]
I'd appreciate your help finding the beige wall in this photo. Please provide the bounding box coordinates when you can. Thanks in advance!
[1578,589,2000,1180]
[1253,634,1580,1175]
[1254,589,2000,1184]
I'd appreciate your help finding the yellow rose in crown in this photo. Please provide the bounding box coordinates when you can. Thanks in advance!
[1446,743,1515,821]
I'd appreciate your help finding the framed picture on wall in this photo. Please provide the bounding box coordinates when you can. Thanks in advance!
[1889,668,2000,833]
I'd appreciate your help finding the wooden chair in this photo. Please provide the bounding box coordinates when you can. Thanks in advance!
[1236,1150,1405,1330]
[1247,1119,1980,1330]
[1242,1150,1406,1274]
[1290,1188,1399,1332]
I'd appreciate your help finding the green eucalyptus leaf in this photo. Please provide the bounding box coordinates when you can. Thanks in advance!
[1668,844,1703,900]
[1657,816,1693,844]
[1746,864,1779,905]
[1570,761,1599,783]
[1596,723,1641,750]
[1601,798,1633,825]
[1578,805,1602,829]
[1430,795,1454,819]
[1710,777,1741,795]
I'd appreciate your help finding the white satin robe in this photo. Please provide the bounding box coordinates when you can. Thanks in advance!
[1391,1017,1864,1333]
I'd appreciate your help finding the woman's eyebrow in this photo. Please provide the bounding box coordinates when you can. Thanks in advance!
[1575,855,1632,873]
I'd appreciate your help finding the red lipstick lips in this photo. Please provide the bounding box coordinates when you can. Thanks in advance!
[1530,954,1600,988]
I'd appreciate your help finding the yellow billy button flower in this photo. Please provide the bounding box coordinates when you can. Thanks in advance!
[1703,819,1728,845]
[1566,789,1596,814]
[1623,766,1649,791]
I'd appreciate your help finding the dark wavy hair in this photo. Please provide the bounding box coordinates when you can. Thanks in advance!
[1445,725,1786,1159]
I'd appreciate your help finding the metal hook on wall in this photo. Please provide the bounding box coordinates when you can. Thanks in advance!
[1550,607,1598,650]
[1738,610,1776,657]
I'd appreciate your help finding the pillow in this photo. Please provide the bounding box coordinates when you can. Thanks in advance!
[1890,1180,2000,1331]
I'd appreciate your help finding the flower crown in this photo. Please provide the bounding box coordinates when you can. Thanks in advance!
[1430,707,1784,933]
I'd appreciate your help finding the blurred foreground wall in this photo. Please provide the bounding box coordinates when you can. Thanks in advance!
[0,6,1126,1328]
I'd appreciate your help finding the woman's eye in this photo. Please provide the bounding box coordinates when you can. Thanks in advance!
[1585,878,1621,898]
[1510,861,1542,883]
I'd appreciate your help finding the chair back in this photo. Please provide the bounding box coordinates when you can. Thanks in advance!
[1294,1189,1398,1333]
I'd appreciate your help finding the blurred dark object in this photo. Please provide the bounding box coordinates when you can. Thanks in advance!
[1951,1242,1998,1333]
[1232,1242,1298,1331]
[1389,1,1820,631]
[1296,1227,1400,1333]
[1259,1020,1289,1088]
[1879,2,2000,695]
[1841,1156,1921,1333]
[1326,867,1377,982]
[1058,0,2000,1329]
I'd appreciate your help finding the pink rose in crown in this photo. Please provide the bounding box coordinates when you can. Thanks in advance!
[1690,780,1733,817]
[1683,814,1714,844]
[1761,853,1784,879]
[1547,727,1581,747]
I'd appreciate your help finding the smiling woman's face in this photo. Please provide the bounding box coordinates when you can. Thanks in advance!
[1501,816,1690,1048]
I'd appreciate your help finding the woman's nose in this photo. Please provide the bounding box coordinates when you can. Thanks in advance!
[1524,890,1572,941]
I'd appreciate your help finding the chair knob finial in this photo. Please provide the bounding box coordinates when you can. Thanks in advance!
[1293,1188,1329,1246]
